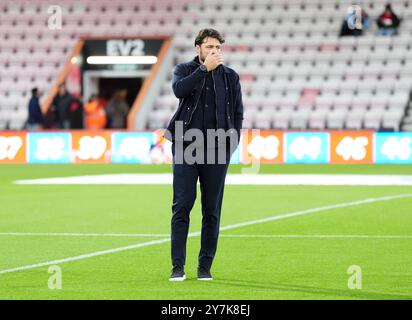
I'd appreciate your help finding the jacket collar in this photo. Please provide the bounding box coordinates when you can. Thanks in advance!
[190,56,231,74]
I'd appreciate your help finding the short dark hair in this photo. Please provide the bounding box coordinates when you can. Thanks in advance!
[31,87,38,95]
[194,28,225,47]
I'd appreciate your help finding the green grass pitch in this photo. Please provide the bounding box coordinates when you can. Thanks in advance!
[0,164,411,299]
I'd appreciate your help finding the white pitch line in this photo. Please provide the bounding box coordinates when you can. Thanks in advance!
[1,232,411,239]
[219,193,412,232]
[13,173,412,186]
[0,193,411,275]
[220,234,412,239]
[0,232,170,238]
[0,238,171,275]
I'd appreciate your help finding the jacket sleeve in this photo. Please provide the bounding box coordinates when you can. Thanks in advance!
[393,14,400,28]
[34,99,44,122]
[234,73,244,132]
[172,63,206,99]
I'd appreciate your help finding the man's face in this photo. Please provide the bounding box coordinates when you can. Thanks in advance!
[59,86,66,95]
[196,37,222,63]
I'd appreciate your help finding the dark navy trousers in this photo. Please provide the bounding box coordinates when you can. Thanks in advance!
[171,143,231,269]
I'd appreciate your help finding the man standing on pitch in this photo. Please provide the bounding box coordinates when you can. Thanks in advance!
[165,29,244,281]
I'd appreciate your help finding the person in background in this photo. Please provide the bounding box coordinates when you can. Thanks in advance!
[377,3,400,36]
[339,6,369,37]
[51,83,76,129]
[105,89,129,129]
[27,87,44,131]
[69,93,84,129]
[84,94,107,129]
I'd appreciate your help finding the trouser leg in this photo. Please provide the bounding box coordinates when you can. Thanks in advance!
[197,153,230,269]
[171,145,199,267]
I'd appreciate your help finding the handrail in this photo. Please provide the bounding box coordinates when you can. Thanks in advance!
[127,36,172,129]
[41,35,172,131]
[41,39,85,114]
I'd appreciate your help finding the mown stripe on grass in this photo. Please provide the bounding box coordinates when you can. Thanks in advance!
[1,193,411,275]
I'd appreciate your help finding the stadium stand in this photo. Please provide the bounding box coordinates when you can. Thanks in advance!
[0,0,411,131]
[0,0,197,129]
[160,0,412,131]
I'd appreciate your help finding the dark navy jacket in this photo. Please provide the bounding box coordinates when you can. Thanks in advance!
[165,56,244,143]
[27,95,43,125]
[187,69,219,134]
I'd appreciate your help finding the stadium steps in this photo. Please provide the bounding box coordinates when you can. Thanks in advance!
[400,94,412,131]
[1,0,412,131]
[154,0,412,131]
[0,0,199,130]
